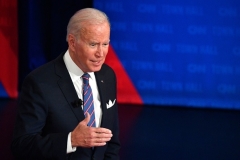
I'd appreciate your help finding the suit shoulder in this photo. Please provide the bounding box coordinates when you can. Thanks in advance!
[100,64,116,77]
[101,63,115,74]
[25,54,64,79]
[27,61,55,79]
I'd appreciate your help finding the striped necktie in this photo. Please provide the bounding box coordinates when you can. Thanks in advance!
[82,73,96,127]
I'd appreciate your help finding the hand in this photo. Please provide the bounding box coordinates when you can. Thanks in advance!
[71,113,113,148]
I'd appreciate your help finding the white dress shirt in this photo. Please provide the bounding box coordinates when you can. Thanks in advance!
[63,50,102,153]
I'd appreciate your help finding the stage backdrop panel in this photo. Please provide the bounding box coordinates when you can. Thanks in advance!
[94,0,240,110]
[0,0,18,98]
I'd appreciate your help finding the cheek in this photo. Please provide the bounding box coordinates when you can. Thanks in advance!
[77,46,90,58]
[103,48,109,55]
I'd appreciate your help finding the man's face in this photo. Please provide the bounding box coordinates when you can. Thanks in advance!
[69,22,110,73]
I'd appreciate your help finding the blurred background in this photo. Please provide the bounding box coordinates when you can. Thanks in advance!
[1,0,240,159]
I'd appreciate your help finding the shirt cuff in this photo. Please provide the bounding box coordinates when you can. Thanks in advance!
[67,132,77,153]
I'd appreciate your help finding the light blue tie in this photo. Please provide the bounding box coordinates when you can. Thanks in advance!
[82,73,96,127]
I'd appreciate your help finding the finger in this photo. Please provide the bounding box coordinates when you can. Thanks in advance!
[92,142,107,147]
[83,133,112,147]
[96,132,113,139]
[82,112,90,126]
[92,137,112,147]
[97,137,112,143]
[94,127,112,134]
[84,137,109,147]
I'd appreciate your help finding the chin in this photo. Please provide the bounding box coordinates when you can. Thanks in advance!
[90,66,102,72]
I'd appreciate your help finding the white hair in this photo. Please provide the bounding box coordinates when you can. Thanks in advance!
[66,8,110,42]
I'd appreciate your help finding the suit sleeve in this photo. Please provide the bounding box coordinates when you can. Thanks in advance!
[11,74,69,159]
[103,67,121,160]
[104,106,121,160]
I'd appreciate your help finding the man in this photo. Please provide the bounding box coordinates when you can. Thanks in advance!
[11,8,120,160]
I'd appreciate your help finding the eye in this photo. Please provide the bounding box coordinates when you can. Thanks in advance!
[90,43,96,47]
[103,43,109,47]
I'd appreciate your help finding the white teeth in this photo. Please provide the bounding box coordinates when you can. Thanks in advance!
[91,60,101,64]
[93,61,99,64]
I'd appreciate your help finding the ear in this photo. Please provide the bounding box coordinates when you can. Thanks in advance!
[68,34,76,51]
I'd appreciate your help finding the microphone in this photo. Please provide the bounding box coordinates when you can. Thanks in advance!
[72,99,83,108]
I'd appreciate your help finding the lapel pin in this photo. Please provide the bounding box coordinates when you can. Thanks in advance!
[101,80,104,83]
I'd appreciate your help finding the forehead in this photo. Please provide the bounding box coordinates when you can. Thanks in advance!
[80,22,110,39]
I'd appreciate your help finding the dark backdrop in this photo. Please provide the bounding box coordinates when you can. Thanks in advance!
[0,1,236,160]
[18,0,93,88]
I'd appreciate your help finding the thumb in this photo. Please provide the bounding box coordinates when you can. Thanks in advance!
[82,112,90,126]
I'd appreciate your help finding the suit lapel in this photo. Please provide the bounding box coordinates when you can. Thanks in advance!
[54,54,85,122]
[95,71,108,126]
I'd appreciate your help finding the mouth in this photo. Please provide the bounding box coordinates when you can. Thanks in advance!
[91,60,102,65]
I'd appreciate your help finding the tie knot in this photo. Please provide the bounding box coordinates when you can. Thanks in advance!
[82,73,90,85]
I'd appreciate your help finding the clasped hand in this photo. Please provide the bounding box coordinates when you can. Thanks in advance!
[71,113,112,148]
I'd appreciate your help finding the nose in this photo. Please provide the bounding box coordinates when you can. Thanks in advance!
[96,45,104,57]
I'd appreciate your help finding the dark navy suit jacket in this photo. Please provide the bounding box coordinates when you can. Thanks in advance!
[11,53,120,160]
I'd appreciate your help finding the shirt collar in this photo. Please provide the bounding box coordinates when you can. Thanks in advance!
[63,50,94,79]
